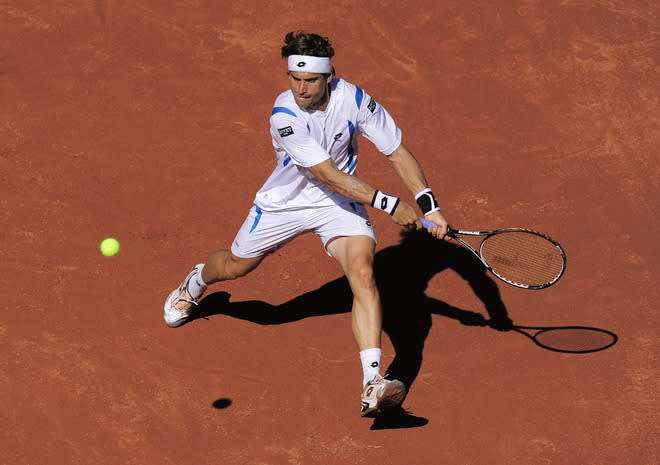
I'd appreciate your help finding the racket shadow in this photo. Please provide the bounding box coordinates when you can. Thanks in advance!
[512,325,619,354]
[194,230,513,388]
[193,229,619,426]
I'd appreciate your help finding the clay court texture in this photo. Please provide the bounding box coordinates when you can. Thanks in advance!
[1,1,658,464]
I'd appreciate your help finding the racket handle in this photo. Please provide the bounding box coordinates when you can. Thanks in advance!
[419,217,436,229]
[419,217,455,235]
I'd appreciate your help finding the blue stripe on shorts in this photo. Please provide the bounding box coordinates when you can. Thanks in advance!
[249,206,263,233]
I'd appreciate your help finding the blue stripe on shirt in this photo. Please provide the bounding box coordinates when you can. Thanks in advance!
[355,86,364,109]
[272,106,297,117]
[346,120,356,170]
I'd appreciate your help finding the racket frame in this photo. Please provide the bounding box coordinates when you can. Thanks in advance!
[420,219,566,289]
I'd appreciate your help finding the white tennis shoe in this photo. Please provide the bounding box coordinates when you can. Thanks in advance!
[360,375,406,417]
[163,264,205,328]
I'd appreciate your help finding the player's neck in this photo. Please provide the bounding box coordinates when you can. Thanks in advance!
[308,85,332,112]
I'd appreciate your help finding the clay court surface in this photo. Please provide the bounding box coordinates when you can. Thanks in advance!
[2,1,658,464]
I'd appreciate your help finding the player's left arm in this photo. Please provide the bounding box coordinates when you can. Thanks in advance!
[387,143,450,239]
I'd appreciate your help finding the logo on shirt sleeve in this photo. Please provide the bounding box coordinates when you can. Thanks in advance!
[278,126,294,137]
[367,98,377,113]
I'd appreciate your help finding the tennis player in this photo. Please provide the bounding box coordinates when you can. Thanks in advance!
[164,31,449,417]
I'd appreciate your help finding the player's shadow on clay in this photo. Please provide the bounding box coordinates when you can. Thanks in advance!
[195,229,512,428]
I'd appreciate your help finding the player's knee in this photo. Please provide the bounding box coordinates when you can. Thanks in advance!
[347,262,376,290]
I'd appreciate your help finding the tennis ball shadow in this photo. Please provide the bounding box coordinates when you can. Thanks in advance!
[212,398,233,409]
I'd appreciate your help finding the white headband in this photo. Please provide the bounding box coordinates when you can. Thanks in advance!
[287,55,332,74]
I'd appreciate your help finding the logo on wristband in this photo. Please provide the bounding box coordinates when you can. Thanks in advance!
[371,190,400,215]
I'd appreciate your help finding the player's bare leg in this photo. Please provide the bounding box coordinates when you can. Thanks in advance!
[327,235,406,416]
[163,251,263,327]
[202,250,264,283]
[327,235,381,350]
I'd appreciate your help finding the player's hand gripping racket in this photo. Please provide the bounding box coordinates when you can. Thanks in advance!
[420,218,567,289]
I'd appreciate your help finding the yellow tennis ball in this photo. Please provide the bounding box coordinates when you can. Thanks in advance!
[100,238,120,257]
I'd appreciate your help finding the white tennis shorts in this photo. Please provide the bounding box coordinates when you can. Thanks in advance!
[231,198,376,258]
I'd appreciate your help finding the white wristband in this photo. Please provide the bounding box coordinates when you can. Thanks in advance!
[371,190,400,215]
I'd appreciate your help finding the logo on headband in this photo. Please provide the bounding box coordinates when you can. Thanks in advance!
[297,61,306,67]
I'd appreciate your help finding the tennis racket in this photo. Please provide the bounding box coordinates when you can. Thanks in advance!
[513,325,618,353]
[420,218,567,289]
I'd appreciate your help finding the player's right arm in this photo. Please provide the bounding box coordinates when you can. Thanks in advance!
[270,99,418,227]
[307,159,419,228]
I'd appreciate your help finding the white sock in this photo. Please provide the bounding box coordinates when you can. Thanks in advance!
[360,348,382,387]
[187,265,207,300]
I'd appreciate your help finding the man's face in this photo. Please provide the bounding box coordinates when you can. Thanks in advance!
[288,71,332,110]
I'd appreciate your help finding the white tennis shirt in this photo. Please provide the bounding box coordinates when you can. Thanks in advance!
[253,78,402,211]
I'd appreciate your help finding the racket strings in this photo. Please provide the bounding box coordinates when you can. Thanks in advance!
[481,231,565,287]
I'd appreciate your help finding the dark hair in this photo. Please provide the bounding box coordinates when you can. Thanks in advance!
[281,31,335,58]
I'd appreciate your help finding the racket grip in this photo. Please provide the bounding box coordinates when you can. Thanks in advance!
[419,217,436,229]
[420,217,455,235]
